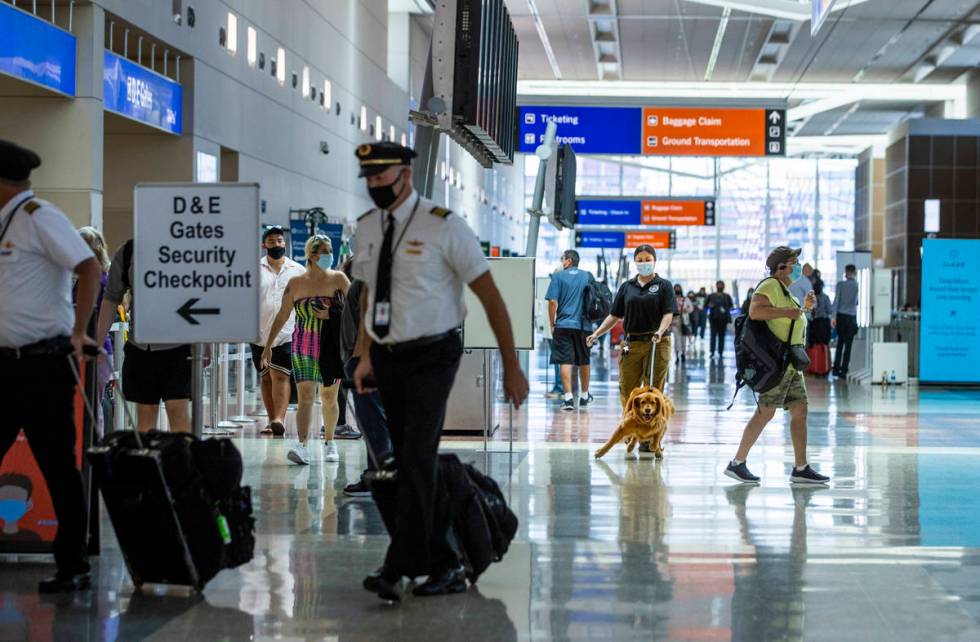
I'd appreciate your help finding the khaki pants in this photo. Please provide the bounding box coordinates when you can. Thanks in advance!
[619,336,671,408]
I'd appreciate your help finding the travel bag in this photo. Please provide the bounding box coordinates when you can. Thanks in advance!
[806,343,831,376]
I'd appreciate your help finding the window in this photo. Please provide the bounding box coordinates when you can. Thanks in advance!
[389,125,396,142]
[225,13,237,54]
[301,66,310,97]
[401,132,408,147]
[246,26,256,67]
[323,80,331,110]
[360,106,368,132]
[275,47,285,85]
[375,116,383,141]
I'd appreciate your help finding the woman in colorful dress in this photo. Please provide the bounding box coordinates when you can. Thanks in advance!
[264,235,349,466]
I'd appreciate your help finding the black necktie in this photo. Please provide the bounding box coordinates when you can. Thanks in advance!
[372,213,395,338]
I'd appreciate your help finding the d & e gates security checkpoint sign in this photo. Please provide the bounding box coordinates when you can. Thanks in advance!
[134,183,260,344]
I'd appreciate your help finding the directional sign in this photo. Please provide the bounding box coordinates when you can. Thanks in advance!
[575,230,675,250]
[133,183,261,344]
[577,198,715,226]
[642,107,786,157]
[518,105,643,154]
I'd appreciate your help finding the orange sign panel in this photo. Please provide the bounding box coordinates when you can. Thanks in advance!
[642,107,782,157]
[625,230,675,249]
[641,200,714,226]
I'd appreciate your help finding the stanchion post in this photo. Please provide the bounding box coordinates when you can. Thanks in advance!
[191,343,204,437]
[112,323,125,434]
[231,342,254,423]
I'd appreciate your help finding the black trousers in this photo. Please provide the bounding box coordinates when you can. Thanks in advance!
[370,334,462,578]
[709,319,728,355]
[834,314,858,374]
[0,353,89,574]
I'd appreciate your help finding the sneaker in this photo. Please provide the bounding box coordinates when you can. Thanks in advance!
[334,424,362,440]
[560,398,575,412]
[579,393,594,409]
[344,478,372,497]
[324,441,340,462]
[789,464,830,485]
[287,442,310,466]
[544,390,563,399]
[724,460,760,483]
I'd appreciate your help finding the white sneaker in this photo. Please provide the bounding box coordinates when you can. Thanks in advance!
[324,441,339,462]
[287,442,310,466]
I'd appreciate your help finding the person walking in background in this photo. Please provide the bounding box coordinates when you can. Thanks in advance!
[546,250,595,412]
[671,284,692,364]
[75,227,114,437]
[706,281,734,361]
[789,263,814,307]
[686,291,701,356]
[696,286,708,340]
[832,264,860,378]
[741,287,755,314]
[808,281,833,348]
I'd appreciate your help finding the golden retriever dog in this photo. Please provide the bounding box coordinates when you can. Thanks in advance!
[594,386,675,460]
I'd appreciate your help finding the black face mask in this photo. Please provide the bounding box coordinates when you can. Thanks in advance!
[368,172,406,210]
[267,246,286,260]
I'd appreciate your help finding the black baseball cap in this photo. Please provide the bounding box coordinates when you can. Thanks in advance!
[766,246,802,274]
[0,140,41,182]
[262,225,286,241]
[355,141,417,177]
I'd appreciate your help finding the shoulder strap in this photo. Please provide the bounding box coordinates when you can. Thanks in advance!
[0,195,35,247]
[121,239,134,291]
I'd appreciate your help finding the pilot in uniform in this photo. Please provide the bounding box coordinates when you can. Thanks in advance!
[350,142,528,601]
[0,140,102,592]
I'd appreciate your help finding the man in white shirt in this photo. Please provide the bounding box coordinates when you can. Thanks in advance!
[250,226,305,436]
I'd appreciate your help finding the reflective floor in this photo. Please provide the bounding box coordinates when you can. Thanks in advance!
[4,339,980,640]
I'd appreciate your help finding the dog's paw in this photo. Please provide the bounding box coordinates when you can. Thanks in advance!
[655,451,664,460]
[593,451,602,459]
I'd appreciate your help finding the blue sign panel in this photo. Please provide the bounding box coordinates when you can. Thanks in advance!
[103,50,182,134]
[919,239,980,383]
[575,231,625,249]
[0,3,75,95]
[576,199,642,226]
[289,220,343,268]
[518,106,642,155]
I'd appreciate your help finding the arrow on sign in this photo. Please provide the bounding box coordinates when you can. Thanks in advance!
[177,298,221,325]
[769,111,781,124]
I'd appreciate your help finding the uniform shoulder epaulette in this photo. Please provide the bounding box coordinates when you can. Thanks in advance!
[24,201,41,214]
[430,206,451,218]
[356,209,374,222]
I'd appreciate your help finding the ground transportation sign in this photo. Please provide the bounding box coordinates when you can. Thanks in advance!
[577,198,715,226]
[575,230,676,250]
[519,105,785,157]
[133,183,260,344]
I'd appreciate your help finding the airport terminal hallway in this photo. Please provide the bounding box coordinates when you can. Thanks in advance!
[3,346,980,641]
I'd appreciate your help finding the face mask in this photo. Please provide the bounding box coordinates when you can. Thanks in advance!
[317,254,333,270]
[0,499,31,524]
[635,262,655,276]
[368,172,405,210]
[790,264,803,281]
[267,246,286,260]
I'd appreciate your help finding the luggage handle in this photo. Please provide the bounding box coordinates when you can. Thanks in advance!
[68,351,145,450]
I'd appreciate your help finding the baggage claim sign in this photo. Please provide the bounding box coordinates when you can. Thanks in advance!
[519,105,785,157]
[133,183,261,344]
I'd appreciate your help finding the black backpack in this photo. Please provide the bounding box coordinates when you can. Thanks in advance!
[582,276,613,323]
[727,278,797,409]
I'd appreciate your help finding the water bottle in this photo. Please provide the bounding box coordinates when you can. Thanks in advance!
[216,511,232,545]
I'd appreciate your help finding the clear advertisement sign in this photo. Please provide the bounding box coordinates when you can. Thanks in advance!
[919,239,980,383]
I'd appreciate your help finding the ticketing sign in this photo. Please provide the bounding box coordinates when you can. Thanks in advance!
[519,105,785,157]
[577,198,715,226]
[104,50,182,134]
[575,230,675,250]
[133,183,260,344]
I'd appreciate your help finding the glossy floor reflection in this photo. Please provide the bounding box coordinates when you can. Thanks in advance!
[4,340,980,640]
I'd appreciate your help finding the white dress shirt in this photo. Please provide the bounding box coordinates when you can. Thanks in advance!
[0,191,94,347]
[259,254,306,347]
[352,191,489,344]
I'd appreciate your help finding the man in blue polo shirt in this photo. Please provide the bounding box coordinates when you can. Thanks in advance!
[546,250,595,412]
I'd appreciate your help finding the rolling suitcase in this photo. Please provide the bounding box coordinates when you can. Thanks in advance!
[806,343,831,376]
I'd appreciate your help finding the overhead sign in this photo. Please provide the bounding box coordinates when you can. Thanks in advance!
[104,50,182,134]
[919,239,980,384]
[518,106,643,154]
[0,2,76,96]
[642,107,785,157]
[577,198,715,226]
[519,105,785,157]
[812,0,839,35]
[575,230,675,250]
[133,183,260,344]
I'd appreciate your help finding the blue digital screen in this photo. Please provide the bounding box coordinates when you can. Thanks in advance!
[518,106,642,155]
[919,239,980,383]
[103,51,182,134]
[576,231,625,249]
[290,220,342,268]
[576,199,641,226]
[0,2,76,95]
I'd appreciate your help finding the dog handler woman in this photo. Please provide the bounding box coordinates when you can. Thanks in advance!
[588,245,675,407]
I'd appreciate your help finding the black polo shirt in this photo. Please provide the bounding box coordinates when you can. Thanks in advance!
[611,275,675,335]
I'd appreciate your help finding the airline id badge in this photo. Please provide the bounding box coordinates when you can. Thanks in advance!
[374,302,391,327]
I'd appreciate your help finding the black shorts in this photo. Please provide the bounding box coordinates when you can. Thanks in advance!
[551,328,591,366]
[250,343,292,377]
[122,343,191,405]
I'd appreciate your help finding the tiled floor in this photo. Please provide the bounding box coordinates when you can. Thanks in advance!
[4,340,980,641]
